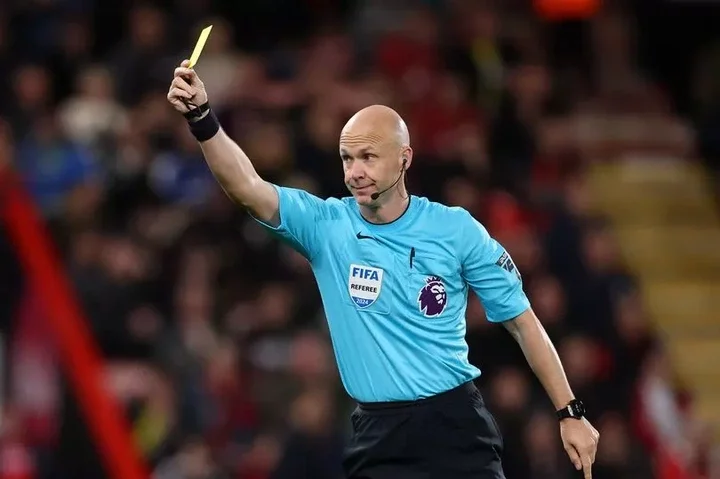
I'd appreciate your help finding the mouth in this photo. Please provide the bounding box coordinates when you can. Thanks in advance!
[352,185,374,193]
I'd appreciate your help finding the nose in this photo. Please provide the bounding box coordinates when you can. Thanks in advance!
[345,161,365,183]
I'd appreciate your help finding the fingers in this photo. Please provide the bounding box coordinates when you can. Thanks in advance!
[579,430,599,479]
[174,66,196,81]
[565,444,593,478]
[590,431,599,463]
[167,95,190,113]
[169,88,192,101]
[564,445,582,471]
[168,60,206,113]
[581,454,592,479]
[562,420,600,478]
[167,89,192,102]
[167,79,193,112]
[172,76,195,96]
[174,61,198,84]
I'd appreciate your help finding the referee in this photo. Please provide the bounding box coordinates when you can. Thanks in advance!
[167,61,599,479]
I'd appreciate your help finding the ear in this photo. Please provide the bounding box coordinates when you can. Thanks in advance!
[401,147,413,170]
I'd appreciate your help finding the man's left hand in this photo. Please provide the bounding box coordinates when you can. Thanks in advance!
[560,418,599,479]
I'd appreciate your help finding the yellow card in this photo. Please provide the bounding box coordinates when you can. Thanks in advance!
[188,25,213,68]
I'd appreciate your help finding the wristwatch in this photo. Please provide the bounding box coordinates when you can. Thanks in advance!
[556,399,586,421]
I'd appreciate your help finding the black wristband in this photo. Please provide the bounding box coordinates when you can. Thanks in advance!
[183,100,210,121]
[187,107,220,142]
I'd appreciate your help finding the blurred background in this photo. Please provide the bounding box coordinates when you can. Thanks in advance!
[1,0,719,478]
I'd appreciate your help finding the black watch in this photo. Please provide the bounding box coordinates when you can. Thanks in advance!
[556,399,586,421]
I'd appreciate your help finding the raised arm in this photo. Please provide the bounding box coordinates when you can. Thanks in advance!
[167,60,279,225]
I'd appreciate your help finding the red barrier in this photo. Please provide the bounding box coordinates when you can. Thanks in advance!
[634,382,695,479]
[0,167,149,479]
[657,447,692,479]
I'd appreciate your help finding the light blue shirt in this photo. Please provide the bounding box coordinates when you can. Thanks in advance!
[254,185,531,402]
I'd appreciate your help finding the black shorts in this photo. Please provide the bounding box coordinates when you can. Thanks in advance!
[342,381,506,479]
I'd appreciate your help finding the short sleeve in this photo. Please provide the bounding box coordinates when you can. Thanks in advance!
[251,184,327,260]
[458,212,530,322]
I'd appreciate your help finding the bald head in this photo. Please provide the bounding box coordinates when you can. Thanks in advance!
[341,105,410,147]
[340,105,414,207]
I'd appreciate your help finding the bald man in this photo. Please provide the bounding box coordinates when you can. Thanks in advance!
[168,62,599,479]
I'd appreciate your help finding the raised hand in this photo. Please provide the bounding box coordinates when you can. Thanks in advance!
[167,59,209,115]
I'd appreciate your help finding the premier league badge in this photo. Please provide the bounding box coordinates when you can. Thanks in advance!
[417,275,447,317]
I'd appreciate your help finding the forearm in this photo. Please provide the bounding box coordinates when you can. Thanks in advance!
[197,127,278,223]
[199,128,262,205]
[504,310,574,409]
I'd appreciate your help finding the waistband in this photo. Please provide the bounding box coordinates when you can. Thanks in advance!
[358,381,480,411]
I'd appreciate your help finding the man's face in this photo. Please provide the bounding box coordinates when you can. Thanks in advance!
[339,137,404,206]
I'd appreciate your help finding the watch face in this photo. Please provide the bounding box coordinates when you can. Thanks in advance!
[571,400,585,417]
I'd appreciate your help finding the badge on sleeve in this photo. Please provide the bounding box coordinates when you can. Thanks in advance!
[496,251,521,279]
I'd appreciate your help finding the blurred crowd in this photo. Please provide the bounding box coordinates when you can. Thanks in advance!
[0,1,718,479]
